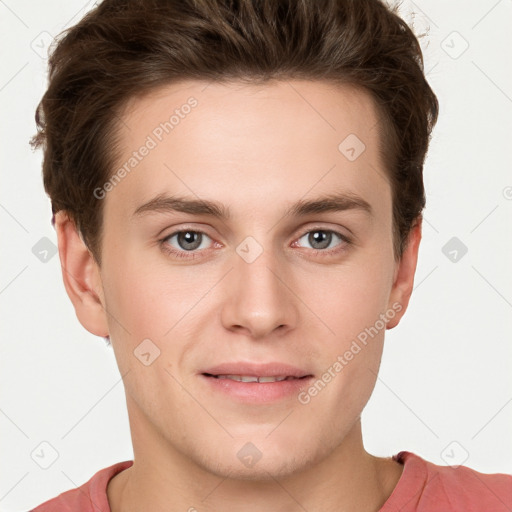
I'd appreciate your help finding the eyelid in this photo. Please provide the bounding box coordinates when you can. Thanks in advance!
[159,222,351,241]
[293,227,352,252]
[295,222,351,240]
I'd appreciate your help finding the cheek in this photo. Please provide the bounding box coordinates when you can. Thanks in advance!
[302,260,392,341]
[104,263,165,333]
[101,246,221,358]
[302,314,385,416]
[336,346,382,421]
[101,240,181,327]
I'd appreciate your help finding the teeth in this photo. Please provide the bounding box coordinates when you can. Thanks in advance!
[258,376,285,383]
[215,375,293,383]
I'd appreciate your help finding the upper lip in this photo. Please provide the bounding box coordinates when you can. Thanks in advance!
[201,362,312,378]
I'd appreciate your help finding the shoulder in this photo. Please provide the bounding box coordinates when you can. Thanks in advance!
[29,460,133,512]
[381,451,512,512]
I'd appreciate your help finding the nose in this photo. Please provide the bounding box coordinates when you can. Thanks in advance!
[220,241,299,340]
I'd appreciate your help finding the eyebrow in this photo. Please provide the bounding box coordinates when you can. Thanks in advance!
[132,191,373,220]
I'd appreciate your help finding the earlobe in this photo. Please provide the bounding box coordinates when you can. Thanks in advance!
[386,218,422,330]
[54,211,109,337]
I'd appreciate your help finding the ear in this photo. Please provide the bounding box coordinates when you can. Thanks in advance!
[54,211,109,337]
[386,217,422,329]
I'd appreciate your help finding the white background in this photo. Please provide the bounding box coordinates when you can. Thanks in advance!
[1,0,511,510]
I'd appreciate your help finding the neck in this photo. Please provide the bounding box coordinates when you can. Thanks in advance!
[108,404,403,512]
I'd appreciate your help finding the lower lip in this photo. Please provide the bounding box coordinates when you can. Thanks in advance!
[200,374,313,403]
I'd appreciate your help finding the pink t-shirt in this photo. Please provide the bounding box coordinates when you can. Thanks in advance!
[30,451,512,511]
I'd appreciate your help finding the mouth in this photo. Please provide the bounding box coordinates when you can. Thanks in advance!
[202,373,311,383]
[199,363,314,403]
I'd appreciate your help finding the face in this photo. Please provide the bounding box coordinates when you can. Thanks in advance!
[64,79,418,480]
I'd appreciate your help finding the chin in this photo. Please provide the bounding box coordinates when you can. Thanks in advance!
[208,451,317,482]
[191,432,329,482]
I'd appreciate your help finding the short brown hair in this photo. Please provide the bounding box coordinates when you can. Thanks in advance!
[31,0,439,265]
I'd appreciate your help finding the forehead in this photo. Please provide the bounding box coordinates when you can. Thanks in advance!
[105,79,390,223]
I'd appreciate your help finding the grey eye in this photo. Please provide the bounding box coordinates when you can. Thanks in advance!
[298,230,343,250]
[166,231,211,251]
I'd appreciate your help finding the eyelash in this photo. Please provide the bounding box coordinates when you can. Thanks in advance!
[159,227,352,260]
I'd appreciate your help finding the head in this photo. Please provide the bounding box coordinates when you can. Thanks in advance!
[32,0,438,480]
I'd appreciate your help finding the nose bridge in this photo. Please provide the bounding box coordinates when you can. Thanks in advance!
[236,236,282,291]
[221,234,297,337]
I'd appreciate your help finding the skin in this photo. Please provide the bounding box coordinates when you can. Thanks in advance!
[55,79,422,512]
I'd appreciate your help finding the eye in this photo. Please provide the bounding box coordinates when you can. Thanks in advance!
[160,230,213,259]
[294,229,351,255]
[159,227,352,260]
